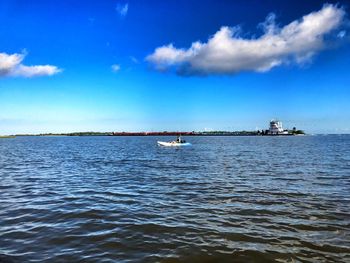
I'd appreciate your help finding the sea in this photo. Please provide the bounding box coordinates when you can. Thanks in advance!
[0,135,349,263]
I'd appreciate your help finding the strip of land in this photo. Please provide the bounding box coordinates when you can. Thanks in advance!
[11,130,305,137]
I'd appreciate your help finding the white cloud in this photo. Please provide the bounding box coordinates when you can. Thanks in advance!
[337,30,346,38]
[116,3,128,17]
[130,56,139,64]
[0,52,61,78]
[147,4,346,76]
[111,64,121,72]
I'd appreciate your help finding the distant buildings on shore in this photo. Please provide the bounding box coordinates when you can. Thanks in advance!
[109,120,304,136]
[11,120,304,137]
[269,120,285,134]
[267,120,289,135]
[259,119,304,136]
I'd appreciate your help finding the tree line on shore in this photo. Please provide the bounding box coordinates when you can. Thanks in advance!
[10,129,305,137]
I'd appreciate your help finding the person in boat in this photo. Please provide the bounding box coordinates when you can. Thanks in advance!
[176,135,185,143]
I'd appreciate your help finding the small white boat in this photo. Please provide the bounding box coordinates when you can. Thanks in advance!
[157,135,191,147]
[157,141,191,147]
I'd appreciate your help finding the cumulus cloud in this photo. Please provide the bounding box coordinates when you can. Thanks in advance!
[111,64,121,72]
[116,3,128,18]
[0,52,61,78]
[146,4,346,76]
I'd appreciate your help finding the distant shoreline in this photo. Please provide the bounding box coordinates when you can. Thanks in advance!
[11,130,306,137]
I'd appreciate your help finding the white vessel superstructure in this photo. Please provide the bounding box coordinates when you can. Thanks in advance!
[268,120,289,135]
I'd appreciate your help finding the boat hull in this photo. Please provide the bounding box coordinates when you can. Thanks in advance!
[157,141,191,147]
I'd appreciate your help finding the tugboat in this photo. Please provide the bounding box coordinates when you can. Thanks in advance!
[268,120,289,135]
[157,135,191,147]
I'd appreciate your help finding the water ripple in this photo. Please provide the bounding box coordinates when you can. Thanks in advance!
[0,135,349,262]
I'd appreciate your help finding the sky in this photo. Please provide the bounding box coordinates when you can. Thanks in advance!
[0,0,350,134]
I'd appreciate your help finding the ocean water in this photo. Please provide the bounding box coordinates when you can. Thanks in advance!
[0,135,349,263]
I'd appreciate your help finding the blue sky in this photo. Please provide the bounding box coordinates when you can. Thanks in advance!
[0,0,350,134]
